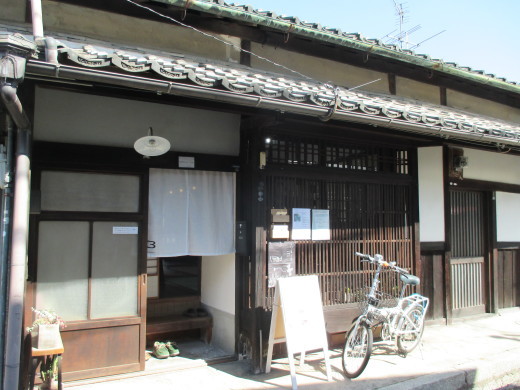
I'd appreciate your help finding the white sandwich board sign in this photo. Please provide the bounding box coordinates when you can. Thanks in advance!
[265,275,332,390]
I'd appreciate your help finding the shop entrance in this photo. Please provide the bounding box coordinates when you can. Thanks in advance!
[145,168,237,365]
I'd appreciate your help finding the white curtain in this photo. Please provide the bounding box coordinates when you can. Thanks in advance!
[148,168,235,257]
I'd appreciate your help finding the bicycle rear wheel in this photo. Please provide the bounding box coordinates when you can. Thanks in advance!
[396,304,425,354]
[342,321,372,378]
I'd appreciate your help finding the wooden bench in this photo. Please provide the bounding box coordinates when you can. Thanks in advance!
[147,314,213,344]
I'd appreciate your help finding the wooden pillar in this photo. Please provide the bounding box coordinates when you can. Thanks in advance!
[488,192,499,314]
[443,145,453,324]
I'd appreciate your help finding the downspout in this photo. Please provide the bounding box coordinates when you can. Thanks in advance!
[31,0,58,65]
[0,114,14,387]
[31,0,44,39]
[2,3,51,388]
[0,33,35,390]
[0,84,31,390]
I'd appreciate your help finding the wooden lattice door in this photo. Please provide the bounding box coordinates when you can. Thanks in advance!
[450,190,487,317]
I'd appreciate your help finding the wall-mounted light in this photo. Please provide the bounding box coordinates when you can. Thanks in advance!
[454,155,468,172]
[134,127,171,158]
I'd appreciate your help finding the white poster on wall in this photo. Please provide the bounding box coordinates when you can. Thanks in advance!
[291,208,311,240]
[311,209,330,240]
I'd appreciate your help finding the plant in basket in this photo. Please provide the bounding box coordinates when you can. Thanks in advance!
[27,308,66,389]
[27,308,66,334]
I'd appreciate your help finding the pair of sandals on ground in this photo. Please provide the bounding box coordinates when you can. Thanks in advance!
[152,340,180,359]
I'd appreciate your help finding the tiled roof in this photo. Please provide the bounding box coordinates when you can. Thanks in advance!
[2,26,519,148]
[55,37,520,146]
[175,0,520,87]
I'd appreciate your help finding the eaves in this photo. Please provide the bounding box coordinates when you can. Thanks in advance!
[149,0,520,96]
[4,30,518,151]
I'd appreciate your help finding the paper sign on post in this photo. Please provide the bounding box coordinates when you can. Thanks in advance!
[265,275,332,390]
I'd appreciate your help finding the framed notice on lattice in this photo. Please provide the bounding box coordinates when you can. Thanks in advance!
[267,241,295,288]
[265,275,332,390]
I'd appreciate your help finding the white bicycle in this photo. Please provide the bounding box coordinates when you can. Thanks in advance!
[342,252,429,378]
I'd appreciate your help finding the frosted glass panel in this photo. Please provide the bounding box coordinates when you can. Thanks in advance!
[91,222,138,319]
[36,221,89,321]
[41,171,140,212]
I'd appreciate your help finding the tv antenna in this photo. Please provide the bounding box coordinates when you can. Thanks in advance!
[381,1,445,50]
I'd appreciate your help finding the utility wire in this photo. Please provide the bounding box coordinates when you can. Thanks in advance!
[123,0,383,96]
[123,0,315,82]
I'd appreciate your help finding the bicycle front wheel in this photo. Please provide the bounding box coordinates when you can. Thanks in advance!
[342,321,373,378]
[396,304,425,354]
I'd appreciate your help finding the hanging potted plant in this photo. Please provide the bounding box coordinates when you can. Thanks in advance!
[27,308,66,390]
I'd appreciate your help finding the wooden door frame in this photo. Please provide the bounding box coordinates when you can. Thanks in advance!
[26,166,149,380]
[446,187,491,318]
[443,146,497,322]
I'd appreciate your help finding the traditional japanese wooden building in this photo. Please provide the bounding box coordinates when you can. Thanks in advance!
[0,0,519,387]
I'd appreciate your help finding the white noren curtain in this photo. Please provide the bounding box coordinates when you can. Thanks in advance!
[148,168,235,257]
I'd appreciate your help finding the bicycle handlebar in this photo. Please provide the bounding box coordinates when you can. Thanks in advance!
[355,252,409,275]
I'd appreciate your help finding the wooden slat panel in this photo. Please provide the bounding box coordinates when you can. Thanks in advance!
[420,252,445,320]
[503,251,513,308]
[264,175,414,309]
[450,191,484,258]
[497,248,520,309]
[451,259,485,310]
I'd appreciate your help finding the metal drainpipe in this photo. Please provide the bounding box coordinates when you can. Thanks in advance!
[0,84,31,390]
[31,0,44,39]
[0,114,14,387]
[30,0,58,65]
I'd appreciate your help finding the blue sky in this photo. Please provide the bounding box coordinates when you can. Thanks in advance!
[241,0,520,83]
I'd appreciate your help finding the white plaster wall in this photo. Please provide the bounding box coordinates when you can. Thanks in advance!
[201,254,235,314]
[463,148,520,185]
[250,43,389,94]
[447,90,520,123]
[418,146,445,242]
[34,87,240,156]
[42,1,241,63]
[396,76,440,105]
[496,192,520,242]
[0,0,26,23]
[201,254,235,353]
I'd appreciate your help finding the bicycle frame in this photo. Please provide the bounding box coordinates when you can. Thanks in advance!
[342,252,430,379]
[355,255,429,341]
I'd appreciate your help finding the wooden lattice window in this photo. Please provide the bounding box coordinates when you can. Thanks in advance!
[265,136,409,175]
[264,176,415,308]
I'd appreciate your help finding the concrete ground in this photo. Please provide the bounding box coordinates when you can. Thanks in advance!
[66,308,520,390]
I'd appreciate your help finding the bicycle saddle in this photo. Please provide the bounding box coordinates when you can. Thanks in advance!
[400,273,420,286]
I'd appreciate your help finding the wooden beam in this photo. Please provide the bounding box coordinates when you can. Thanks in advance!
[452,178,520,194]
